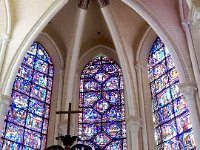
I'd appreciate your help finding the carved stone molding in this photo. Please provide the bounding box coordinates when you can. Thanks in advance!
[0,34,9,41]
[179,82,197,101]
[78,0,90,10]
[126,116,141,134]
[189,0,200,27]
[96,0,110,8]
[0,93,11,114]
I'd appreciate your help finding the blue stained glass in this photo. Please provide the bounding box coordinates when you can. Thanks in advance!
[78,123,101,140]
[42,119,48,134]
[46,90,51,104]
[4,123,24,143]
[11,91,29,109]
[82,65,100,77]
[166,56,175,69]
[174,97,187,116]
[163,137,179,150]
[26,113,43,132]
[28,43,37,56]
[30,84,46,102]
[33,71,48,87]
[157,87,171,109]
[81,92,100,107]
[93,132,111,149]
[179,129,196,149]
[41,135,47,150]
[79,56,127,149]
[103,122,122,138]
[2,140,23,150]
[84,80,100,91]
[103,64,121,75]
[49,65,54,77]
[94,99,110,114]
[7,107,26,126]
[95,72,109,83]
[161,119,177,142]
[177,111,192,134]
[171,85,181,99]
[150,37,164,54]
[159,103,174,123]
[37,45,48,62]
[103,106,123,122]
[102,91,121,105]
[105,140,122,150]
[24,129,42,149]
[153,61,167,80]
[148,37,195,149]
[28,98,45,117]
[44,105,50,118]
[22,53,35,68]
[47,77,53,90]
[34,59,48,74]
[14,77,31,94]
[82,108,101,123]
[18,64,33,81]
[1,42,54,150]
[103,77,120,90]
[169,69,179,84]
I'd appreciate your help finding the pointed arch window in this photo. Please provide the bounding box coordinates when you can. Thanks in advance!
[78,56,127,150]
[148,37,196,149]
[0,42,54,149]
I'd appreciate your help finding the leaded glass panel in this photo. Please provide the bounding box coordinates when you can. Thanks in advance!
[78,56,127,149]
[148,37,196,149]
[1,42,54,150]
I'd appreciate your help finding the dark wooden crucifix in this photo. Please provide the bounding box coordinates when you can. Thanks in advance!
[45,103,92,150]
[56,103,82,135]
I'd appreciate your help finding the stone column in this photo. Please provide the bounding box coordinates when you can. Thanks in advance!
[135,63,148,150]
[126,117,141,150]
[0,34,9,83]
[54,69,64,144]
[179,83,200,149]
[64,1,88,116]
[0,94,11,132]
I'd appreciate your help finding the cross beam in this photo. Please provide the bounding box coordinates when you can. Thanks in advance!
[56,103,81,134]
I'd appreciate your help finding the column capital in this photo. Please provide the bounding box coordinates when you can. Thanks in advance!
[188,0,200,28]
[0,93,11,106]
[0,33,10,41]
[126,116,141,134]
[97,0,110,8]
[179,82,197,101]
[0,93,11,115]
[78,0,90,10]
[58,69,65,76]
[135,62,147,71]
[135,63,142,70]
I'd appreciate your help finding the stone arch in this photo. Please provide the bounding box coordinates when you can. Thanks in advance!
[2,0,68,96]
[122,0,189,83]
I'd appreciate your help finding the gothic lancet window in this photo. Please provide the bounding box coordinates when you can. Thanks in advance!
[0,42,54,150]
[78,56,127,150]
[148,37,196,149]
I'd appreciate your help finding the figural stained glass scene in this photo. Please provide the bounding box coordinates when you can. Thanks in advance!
[148,37,196,149]
[78,56,127,150]
[0,42,54,150]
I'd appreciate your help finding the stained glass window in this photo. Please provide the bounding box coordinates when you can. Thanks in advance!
[148,37,196,149]
[0,42,54,150]
[78,56,127,150]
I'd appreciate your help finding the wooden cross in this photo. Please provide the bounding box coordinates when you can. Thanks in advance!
[56,103,82,135]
